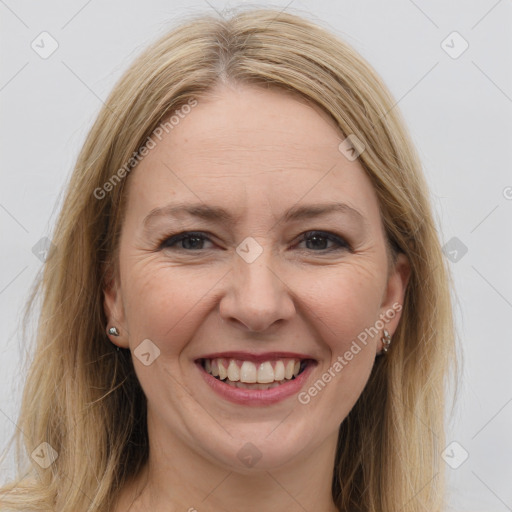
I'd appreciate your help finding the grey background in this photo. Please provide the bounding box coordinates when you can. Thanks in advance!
[1,1,511,510]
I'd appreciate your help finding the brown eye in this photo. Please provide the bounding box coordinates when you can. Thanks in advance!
[160,232,214,251]
[158,230,351,253]
[297,231,351,252]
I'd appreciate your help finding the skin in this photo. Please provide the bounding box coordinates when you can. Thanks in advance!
[105,83,410,512]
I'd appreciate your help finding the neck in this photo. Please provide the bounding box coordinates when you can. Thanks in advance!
[119,415,340,512]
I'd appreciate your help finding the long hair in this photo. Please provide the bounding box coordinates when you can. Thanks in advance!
[0,8,457,511]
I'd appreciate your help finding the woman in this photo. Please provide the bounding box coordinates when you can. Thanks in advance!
[0,8,456,512]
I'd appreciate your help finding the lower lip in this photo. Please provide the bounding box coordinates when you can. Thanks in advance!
[195,360,316,406]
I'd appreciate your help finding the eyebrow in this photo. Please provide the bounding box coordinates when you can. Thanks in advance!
[143,201,366,230]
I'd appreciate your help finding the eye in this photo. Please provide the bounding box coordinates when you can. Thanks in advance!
[296,231,351,252]
[159,231,214,251]
[159,230,351,253]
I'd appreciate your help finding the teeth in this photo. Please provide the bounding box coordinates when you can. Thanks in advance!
[218,360,227,380]
[202,357,306,385]
[240,361,257,383]
[257,362,274,383]
[227,360,240,381]
[211,359,219,377]
[285,360,295,380]
[274,360,285,381]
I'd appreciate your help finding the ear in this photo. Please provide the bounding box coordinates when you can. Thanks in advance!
[377,252,410,353]
[103,264,129,349]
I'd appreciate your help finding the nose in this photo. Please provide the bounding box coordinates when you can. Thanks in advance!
[219,248,296,333]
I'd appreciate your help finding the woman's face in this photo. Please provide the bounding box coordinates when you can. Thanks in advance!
[105,84,409,471]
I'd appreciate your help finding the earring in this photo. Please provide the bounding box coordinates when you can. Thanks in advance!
[381,329,392,354]
[108,326,120,336]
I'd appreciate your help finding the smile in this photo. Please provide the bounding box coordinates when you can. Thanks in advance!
[195,356,317,405]
[202,357,308,388]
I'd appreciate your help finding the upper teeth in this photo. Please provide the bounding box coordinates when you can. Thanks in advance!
[204,358,302,384]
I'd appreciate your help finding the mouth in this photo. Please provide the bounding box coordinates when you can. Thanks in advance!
[197,357,313,391]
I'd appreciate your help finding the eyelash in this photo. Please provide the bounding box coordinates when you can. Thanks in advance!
[158,230,351,253]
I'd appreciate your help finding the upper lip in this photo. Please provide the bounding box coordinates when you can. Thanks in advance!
[195,351,317,364]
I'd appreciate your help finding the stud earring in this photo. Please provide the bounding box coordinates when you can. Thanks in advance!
[108,326,120,336]
[381,329,392,354]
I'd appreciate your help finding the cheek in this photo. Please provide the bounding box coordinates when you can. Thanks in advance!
[122,253,386,349]
[295,262,385,416]
[301,260,386,349]
[121,257,218,352]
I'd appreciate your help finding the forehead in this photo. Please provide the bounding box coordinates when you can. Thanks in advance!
[173,83,342,151]
[126,84,381,227]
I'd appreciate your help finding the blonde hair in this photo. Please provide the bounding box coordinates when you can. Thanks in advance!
[0,8,457,511]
